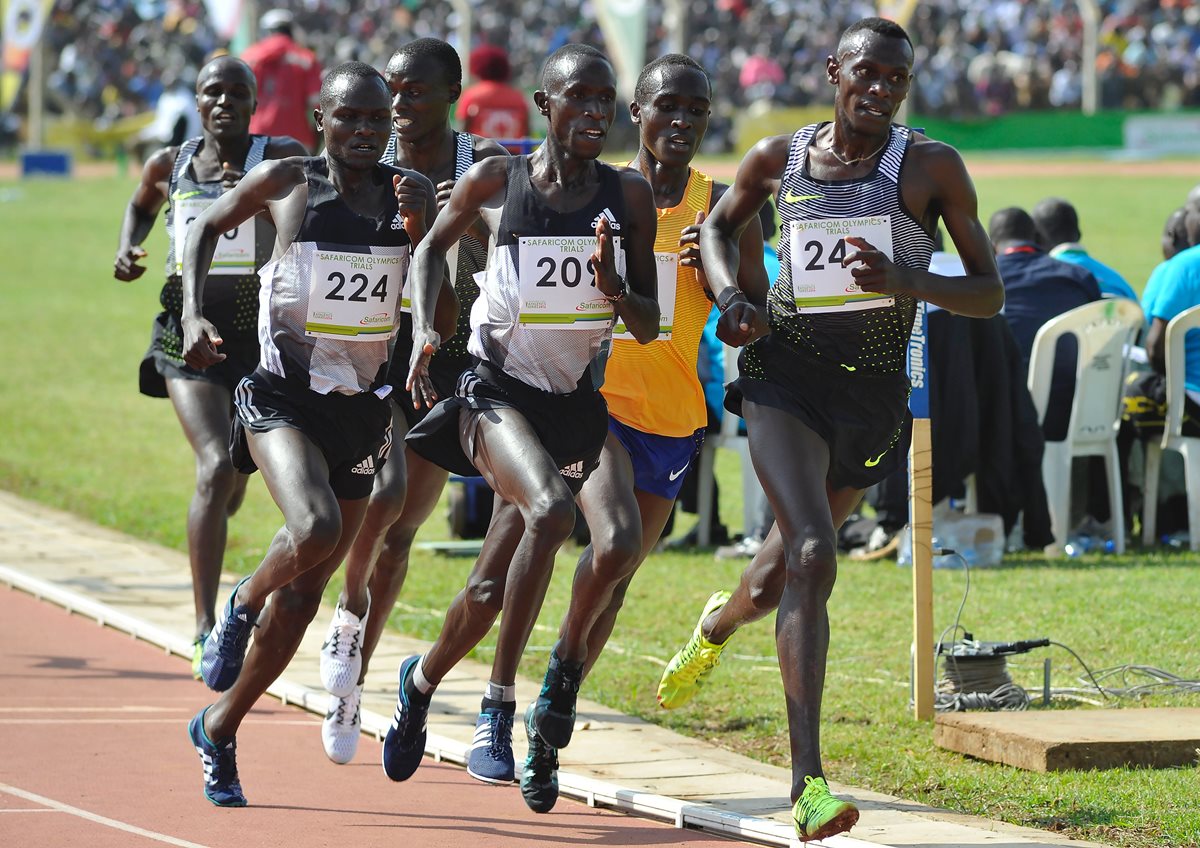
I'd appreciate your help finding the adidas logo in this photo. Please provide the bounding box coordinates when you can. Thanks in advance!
[351,455,377,475]
[590,207,621,232]
[559,461,585,479]
[391,211,405,231]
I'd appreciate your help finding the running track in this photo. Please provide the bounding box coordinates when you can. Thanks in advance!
[0,586,744,848]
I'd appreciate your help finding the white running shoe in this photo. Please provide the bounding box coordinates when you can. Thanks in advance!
[322,685,363,765]
[320,597,368,697]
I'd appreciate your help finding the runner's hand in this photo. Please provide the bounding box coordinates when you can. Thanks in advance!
[394,174,429,241]
[680,209,705,277]
[434,179,456,212]
[181,316,226,369]
[716,298,768,347]
[113,245,148,281]
[592,216,621,298]
[406,329,442,410]
[843,235,906,294]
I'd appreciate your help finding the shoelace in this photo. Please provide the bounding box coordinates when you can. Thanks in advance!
[207,739,241,789]
[485,711,514,759]
[797,777,841,823]
[215,609,255,661]
[396,694,428,743]
[334,690,361,726]
[527,733,558,772]
[327,618,362,658]
[674,637,719,684]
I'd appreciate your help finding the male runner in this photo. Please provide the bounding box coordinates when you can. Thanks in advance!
[657,18,1003,841]
[180,62,438,807]
[380,44,660,787]
[113,57,306,676]
[316,38,509,766]
[517,54,769,813]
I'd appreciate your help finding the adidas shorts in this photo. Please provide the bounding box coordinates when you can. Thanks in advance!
[608,417,705,501]
[229,368,392,500]
[727,333,910,491]
[405,360,608,494]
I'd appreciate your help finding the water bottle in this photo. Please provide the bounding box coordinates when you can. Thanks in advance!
[1064,535,1093,557]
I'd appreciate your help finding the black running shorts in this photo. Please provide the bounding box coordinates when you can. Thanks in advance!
[405,360,608,493]
[727,333,911,491]
[229,368,392,500]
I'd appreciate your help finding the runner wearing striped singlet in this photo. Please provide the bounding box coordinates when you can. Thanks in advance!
[657,19,1003,842]
[516,54,769,814]
[315,39,509,767]
[112,56,307,676]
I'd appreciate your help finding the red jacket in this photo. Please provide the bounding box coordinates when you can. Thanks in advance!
[241,34,322,152]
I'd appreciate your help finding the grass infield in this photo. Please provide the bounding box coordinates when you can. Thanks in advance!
[1,163,1198,848]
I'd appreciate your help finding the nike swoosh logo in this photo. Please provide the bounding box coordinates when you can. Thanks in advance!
[864,451,887,468]
[840,364,857,372]
[783,192,823,203]
[173,190,205,200]
[668,465,689,481]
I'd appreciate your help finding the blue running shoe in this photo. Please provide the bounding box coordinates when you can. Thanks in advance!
[188,708,247,807]
[201,576,258,692]
[520,703,559,813]
[530,651,583,750]
[466,699,516,784]
[381,655,430,781]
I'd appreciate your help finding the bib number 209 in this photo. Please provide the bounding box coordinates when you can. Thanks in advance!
[535,255,597,289]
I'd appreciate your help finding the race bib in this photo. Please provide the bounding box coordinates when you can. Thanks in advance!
[614,251,678,341]
[305,247,407,340]
[517,236,618,329]
[174,196,256,275]
[789,216,895,313]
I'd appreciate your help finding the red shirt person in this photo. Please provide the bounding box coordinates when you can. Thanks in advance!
[241,10,323,152]
[456,45,529,143]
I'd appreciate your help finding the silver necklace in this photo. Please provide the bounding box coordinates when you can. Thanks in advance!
[826,134,888,167]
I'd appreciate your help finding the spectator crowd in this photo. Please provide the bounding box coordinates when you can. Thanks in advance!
[27,0,1200,144]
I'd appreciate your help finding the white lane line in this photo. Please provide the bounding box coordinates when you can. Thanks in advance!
[0,783,212,848]
[0,707,179,713]
[0,808,60,813]
[0,718,318,725]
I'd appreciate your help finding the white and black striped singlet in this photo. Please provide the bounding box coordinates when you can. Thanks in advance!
[766,123,933,375]
[384,130,488,364]
[161,135,269,340]
[256,157,412,396]
[468,157,626,394]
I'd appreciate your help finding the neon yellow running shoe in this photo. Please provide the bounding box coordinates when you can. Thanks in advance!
[656,591,732,709]
[792,776,859,842]
[191,636,206,680]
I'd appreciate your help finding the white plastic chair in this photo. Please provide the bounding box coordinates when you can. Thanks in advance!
[1140,304,1200,551]
[695,342,767,546]
[1027,299,1144,554]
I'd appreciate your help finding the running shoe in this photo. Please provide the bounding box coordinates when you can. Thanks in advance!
[200,576,257,692]
[656,590,732,709]
[466,699,516,784]
[530,652,583,750]
[381,655,430,782]
[190,633,207,681]
[792,776,859,842]
[188,707,247,807]
[520,703,559,814]
[322,684,363,765]
[319,596,368,698]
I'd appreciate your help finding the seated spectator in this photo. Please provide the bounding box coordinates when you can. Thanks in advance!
[1032,196,1138,301]
[991,206,1101,441]
[457,45,529,146]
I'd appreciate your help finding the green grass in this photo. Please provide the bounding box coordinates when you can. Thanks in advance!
[2,168,1198,848]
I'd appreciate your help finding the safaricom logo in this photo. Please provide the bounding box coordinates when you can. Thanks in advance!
[360,313,391,325]
[576,299,610,312]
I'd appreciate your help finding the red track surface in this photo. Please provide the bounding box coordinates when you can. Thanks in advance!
[0,587,742,848]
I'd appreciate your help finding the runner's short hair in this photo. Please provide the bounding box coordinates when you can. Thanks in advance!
[540,44,611,93]
[320,61,386,108]
[634,54,709,106]
[386,38,463,88]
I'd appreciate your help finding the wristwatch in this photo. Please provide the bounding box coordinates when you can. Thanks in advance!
[604,276,628,303]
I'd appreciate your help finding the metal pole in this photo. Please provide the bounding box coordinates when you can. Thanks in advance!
[450,0,473,87]
[1079,0,1099,115]
[663,0,686,55]
[27,24,46,149]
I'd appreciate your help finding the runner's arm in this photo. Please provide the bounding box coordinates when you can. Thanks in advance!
[896,143,1003,317]
[701,137,787,345]
[180,157,306,369]
[113,148,174,282]
[606,170,660,344]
